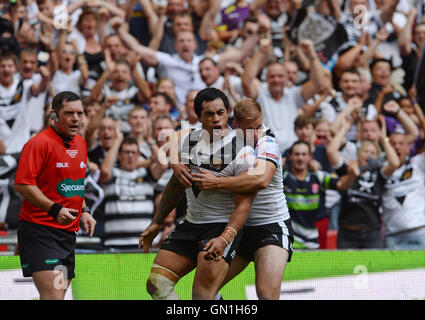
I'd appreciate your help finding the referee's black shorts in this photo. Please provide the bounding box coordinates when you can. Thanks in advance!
[236,219,294,262]
[17,220,77,278]
[160,220,243,266]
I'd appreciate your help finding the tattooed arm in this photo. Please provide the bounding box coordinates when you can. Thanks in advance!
[138,174,186,252]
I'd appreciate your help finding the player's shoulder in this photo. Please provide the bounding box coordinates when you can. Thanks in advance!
[257,130,279,147]
[234,144,256,165]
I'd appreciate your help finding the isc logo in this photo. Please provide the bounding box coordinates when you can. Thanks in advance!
[56,162,69,168]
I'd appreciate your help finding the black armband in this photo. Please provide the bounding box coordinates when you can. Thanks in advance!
[48,203,63,220]
[82,206,90,214]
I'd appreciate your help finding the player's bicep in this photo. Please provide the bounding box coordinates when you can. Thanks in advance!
[248,158,276,187]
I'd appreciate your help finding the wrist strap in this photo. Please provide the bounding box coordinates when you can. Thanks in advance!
[220,226,238,246]
[218,236,229,247]
[48,203,63,220]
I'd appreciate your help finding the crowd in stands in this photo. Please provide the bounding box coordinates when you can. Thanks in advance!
[1,0,425,252]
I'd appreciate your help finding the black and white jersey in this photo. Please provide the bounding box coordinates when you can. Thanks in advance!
[246,126,290,227]
[0,77,33,153]
[180,128,255,224]
[102,167,156,248]
[382,153,425,235]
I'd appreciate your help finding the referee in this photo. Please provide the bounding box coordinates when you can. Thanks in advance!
[14,91,96,300]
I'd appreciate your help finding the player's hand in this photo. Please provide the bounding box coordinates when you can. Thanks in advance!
[203,237,227,262]
[56,207,78,225]
[191,168,218,190]
[80,211,97,238]
[170,163,192,188]
[139,223,161,253]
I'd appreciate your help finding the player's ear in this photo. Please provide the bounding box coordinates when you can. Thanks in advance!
[50,110,59,122]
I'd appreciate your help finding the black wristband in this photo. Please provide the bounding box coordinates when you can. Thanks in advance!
[82,206,90,213]
[48,203,63,220]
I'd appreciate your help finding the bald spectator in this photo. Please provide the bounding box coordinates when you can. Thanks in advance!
[242,38,327,152]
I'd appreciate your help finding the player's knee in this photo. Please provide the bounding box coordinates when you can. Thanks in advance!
[39,289,67,300]
[256,283,280,300]
[146,271,179,300]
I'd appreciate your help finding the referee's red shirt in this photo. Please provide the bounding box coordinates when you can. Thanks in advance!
[15,127,88,231]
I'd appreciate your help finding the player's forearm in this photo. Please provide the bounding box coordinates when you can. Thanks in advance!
[216,172,268,193]
[14,184,54,212]
[154,174,185,225]
[227,192,257,232]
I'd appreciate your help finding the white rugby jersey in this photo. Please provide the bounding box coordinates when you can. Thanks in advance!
[246,125,290,227]
[382,152,425,235]
[180,128,256,224]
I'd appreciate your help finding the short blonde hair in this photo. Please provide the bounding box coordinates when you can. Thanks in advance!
[233,98,262,123]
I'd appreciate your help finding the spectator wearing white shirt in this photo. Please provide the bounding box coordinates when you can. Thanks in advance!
[111,17,259,108]
[18,49,49,134]
[0,52,50,154]
[241,38,326,152]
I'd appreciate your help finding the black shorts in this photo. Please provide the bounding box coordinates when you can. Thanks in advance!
[17,220,77,278]
[236,219,294,262]
[160,221,243,266]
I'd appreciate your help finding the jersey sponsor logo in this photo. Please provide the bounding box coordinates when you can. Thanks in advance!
[265,152,278,160]
[57,178,85,197]
[210,156,223,169]
[56,162,69,168]
[66,149,78,158]
[311,183,320,194]
[80,161,86,169]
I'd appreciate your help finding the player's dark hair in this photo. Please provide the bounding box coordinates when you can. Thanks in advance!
[52,91,82,113]
[194,87,229,118]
